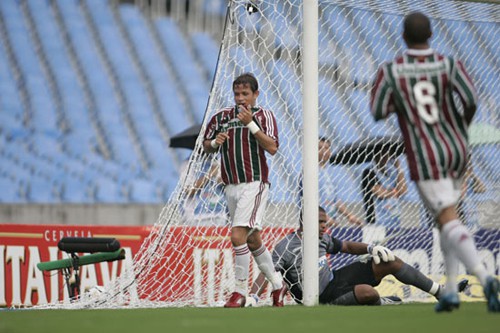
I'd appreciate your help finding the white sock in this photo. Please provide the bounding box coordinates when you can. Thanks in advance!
[234,244,250,295]
[252,245,283,290]
[442,220,489,286]
[440,228,460,294]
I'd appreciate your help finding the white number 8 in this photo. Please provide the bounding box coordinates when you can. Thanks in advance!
[414,81,439,124]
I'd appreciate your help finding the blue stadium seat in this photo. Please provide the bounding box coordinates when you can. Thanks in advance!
[319,81,361,144]
[0,152,33,181]
[0,1,60,137]
[60,177,93,203]
[119,5,190,126]
[93,178,126,203]
[29,134,63,159]
[26,178,58,203]
[348,90,395,138]
[0,41,24,119]
[191,32,219,82]
[329,165,363,204]
[63,133,96,157]
[0,177,23,203]
[350,8,395,63]
[155,17,209,121]
[128,179,161,203]
[203,0,226,16]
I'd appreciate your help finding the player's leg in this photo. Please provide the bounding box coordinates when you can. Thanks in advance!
[435,232,461,312]
[247,231,280,288]
[224,184,249,307]
[373,256,468,299]
[439,209,500,312]
[330,285,379,305]
[372,257,442,298]
[417,178,499,312]
[243,182,285,306]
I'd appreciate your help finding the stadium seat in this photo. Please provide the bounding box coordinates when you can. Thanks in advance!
[0,0,495,208]
[0,177,23,203]
[26,178,58,203]
[128,179,161,203]
[155,17,209,121]
[60,177,92,203]
[191,32,219,82]
[93,178,126,203]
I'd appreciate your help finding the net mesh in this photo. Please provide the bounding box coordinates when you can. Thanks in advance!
[47,0,499,308]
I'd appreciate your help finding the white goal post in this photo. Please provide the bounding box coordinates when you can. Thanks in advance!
[302,0,319,306]
[45,0,499,309]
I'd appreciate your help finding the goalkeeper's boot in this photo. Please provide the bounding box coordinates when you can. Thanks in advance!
[484,276,500,312]
[436,279,469,299]
[435,293,460,313]
[457,278,469,293]
[380,296,402,305]
[224,292,246,308]
[271,284,288,307]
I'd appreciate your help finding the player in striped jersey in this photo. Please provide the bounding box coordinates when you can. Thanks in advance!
[203,73,286,307]
[370,12,499,312]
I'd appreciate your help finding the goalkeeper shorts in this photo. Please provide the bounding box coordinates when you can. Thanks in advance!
[319,260,377,304]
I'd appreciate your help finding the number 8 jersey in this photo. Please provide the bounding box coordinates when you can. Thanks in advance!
[370,48,478,181]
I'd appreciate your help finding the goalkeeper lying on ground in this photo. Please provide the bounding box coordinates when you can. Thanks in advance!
[248,206,468,306]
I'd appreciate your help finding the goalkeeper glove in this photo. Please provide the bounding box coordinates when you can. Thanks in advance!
[367,244,395,264]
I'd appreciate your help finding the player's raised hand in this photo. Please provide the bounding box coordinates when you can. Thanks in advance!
[237,104,253,125]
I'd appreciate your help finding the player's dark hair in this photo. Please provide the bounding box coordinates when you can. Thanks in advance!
[233,73,259,92]
[319,136,331,144]
[299,206,326,227]
[403,12,432,45]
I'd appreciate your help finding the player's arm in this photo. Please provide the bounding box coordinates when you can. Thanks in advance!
[237,106,278,155]
[370,66,395,121]
[463,104,477,126]
[341,240,370,255]
[252,130,278,155]
[203,132,229,154]
[452,59,478,125]
[341,240,395,264]
[372,181,397,199]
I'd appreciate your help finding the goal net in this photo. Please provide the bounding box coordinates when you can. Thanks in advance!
[67,0,499,308]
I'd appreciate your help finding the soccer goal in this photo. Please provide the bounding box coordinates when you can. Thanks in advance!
[58,0,498,308]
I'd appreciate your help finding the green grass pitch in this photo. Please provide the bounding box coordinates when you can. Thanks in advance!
[1,303,499,333]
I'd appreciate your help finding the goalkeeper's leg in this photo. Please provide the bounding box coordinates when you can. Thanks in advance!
[374,258,438,295]
[373,258,462,299]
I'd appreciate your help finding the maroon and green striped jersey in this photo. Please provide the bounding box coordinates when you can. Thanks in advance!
[204,106,279,185]
[370,48,478,181]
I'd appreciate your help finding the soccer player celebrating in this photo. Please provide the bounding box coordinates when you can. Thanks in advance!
[370,12,499,312]
[203,73,286,307]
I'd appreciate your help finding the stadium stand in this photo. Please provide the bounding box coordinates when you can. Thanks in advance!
[0,0,497,206]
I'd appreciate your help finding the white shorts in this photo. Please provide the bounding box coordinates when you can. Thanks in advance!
[225,181,269,230]
[416,177,463,216]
